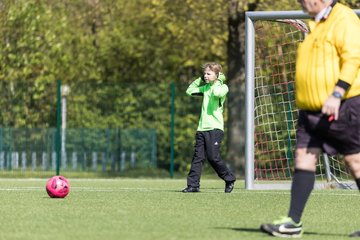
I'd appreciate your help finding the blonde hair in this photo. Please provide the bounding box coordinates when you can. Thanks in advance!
[202,62,222,76]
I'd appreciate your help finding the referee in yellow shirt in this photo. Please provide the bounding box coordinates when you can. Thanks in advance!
[261,0,360,238]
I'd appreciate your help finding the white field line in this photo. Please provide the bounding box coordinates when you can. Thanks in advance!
[0,186,358,197]
[0,178,188,182]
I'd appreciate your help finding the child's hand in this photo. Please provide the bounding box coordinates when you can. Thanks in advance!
[217,72,226,82]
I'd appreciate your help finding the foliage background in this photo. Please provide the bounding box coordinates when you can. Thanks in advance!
[0,0,358,175]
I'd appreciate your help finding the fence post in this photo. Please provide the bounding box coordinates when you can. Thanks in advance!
[151,129,157,167]
[170,81,175,178]
[56,80,61,175]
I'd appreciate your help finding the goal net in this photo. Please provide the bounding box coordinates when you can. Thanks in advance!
[245,11,360,190]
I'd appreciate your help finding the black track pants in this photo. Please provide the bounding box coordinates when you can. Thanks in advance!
[187,129,236,188]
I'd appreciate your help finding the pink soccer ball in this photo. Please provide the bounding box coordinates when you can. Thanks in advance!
[46,176,70,198]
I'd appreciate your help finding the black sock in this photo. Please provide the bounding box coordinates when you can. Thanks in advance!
[288,169,315,224]
[356,178,360,191]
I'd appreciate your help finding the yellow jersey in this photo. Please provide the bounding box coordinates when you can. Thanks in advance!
[295,3,360,111]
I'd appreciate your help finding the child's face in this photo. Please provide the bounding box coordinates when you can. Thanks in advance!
[203,67,217,84]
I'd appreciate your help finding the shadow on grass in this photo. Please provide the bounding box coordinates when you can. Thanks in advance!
[215,227,348,237]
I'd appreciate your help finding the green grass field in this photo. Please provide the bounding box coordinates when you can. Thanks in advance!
[0,178,358,240]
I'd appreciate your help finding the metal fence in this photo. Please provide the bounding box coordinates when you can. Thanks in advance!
[0,128,156,174]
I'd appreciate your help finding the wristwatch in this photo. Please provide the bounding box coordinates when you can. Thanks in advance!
[332,91,343,99]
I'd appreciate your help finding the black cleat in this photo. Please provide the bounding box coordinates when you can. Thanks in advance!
[225,181,235,193]
[349,230,360,237]
[260,217,303,238]
[182,186,200,193]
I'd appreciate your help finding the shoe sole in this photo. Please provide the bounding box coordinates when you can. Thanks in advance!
[260,225,303,238]
[181,189,200,193]
[272,231,303,238]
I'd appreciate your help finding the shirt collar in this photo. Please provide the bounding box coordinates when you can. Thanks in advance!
[314,0,338,22]
[314,6,332,22]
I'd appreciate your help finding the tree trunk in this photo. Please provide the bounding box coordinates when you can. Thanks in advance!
[226,1,258,175]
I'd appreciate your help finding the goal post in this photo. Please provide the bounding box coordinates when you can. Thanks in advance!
[245,10,360,190]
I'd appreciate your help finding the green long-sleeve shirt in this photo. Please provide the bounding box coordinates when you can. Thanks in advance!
[186,73,228,131]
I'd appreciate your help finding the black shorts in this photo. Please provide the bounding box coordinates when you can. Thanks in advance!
[296,95,360,155]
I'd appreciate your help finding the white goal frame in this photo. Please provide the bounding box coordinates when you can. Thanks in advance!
[245,10,360,190]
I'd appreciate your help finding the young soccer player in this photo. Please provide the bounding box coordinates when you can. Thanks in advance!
[260,0,360,238]
[182,62,236,193]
